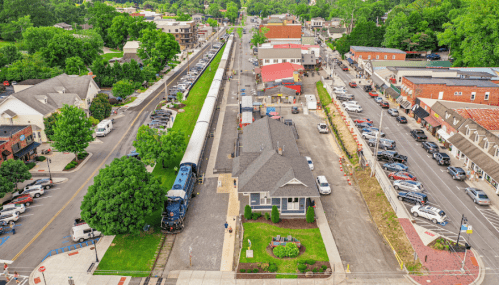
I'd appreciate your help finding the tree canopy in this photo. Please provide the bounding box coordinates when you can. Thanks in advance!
[0,159,31,191]
[133,126,187,168]
[89,93,112,121]
[80,156,165,235]
[137,28,180,73]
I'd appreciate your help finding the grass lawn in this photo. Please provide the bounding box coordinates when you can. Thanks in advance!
[316,81,331,107]
[101,52,123,62]
[237,27,243,38]
[239,223,329,273]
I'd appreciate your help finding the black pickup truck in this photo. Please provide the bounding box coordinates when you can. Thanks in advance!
[410,129,428,141]
[377,150,408,164]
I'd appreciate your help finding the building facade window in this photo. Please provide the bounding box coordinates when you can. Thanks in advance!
[392,55,395,59]
[384,55,387,59]
[359,55,362,59]
[496,148,499,157]
[484,141,489,149]
[485,92,490,100]
[466,128,470,136]
[290,59,295,63]
[287,197,299,210]
[376,55,379,59]
[282,59,287,63]
[12,142,20,153]
[273,59,277,63]
[475,135,479,143]
[260,197,271,205]
[471,92,476,100]
[368,55,371,59]
[265,59,270,63]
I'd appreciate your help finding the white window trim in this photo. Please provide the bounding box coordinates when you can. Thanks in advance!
[485,92,490,100]
[287,197,299,210]
[392,55,396,59]
[368,55,371,59]
[471,92,476,100]
[260,197,271,205]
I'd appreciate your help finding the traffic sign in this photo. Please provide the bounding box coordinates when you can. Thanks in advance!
[466,225,473,234]
[38,266,46,272]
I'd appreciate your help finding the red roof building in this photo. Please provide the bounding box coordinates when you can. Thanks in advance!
[260,62,304,83]
[453,109,499,131]
[261,25,302,39]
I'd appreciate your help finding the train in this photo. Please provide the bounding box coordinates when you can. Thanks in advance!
[161,34,234,234]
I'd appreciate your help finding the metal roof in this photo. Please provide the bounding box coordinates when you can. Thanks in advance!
[351,46,406,54]
[404,77,499,88]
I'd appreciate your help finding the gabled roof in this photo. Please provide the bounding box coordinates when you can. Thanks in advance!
[351,46,406,54]
[260,62,304,82]
[233,117,318,198]
[265,85,297,96]
[11,74,96,115]
[17,79,48,86]
[454,108,499,131]
[0,125,29,138]
[262,25,302,39]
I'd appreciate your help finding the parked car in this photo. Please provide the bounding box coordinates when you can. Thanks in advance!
[421,142,439,153]
[333,86,346,92]
[368,138,396,150]
[344,104,362,113]
[464,188,491,205]
[383,163,408,172]
[342,101,360,107]
[380,101,390,108]
[127,150,141,160]
[3,81,9,86]
[438,47,449,52]
[0,206,22,216]
[1,204,26,214]
[389,172,417,181]
[317,123,328,133]
[362,131,384,140]
[349,82,357,88]
[397,192,428,205]
[305,156,314,171]
[432,152,450,166]
[291,106,299,114]
[368,92,378,98]
[447,166,466,181]
[410,129,428,141]
[362,127,384,136]
[387,108,399,117]
[393,180,424,192]
[72,223,102,243]
[316,176,331,195]
[25,178,54,190]
[374,97,383,104]
[411,205,447,224]
[336,93,355,101]
[14,185,45,198]
[353,118,372,124]
[396,116,407,124]
[426,53,441,60]
[8,194,33,206]
[342,66,348,71]
[357,122,374,129]
[363,85,372,92]
[0,213,18,226]
[334,89,347,94]
[377,150,408,164]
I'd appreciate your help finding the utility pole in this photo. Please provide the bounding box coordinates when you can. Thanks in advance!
[456,214,468,247]
[371,110,383,177]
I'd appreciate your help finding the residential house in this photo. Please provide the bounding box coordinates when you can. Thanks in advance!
[154,20,198,49]
[0,125,40,166]
[261,25,302,45]
[448,120,499,193]
[400,77,499,106]
[258,48,302,66]
[310,17,325,29]
[80,24,93,30]
[192,13,204,23]
[116,7,137,13]
[350,46,406,62]
[234,117,320,216]
[328,27,347,40]
[13,79,48,93]
[54,22,72,30]
[197,24,213,41]
[329,18,343,27]
[122,41,142,64]
[0,74,100,142]
[302,54,318,70]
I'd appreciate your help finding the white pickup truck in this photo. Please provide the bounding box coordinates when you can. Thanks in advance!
[317,123,329,134]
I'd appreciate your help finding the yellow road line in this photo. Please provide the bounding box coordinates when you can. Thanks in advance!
[11,47,209,261]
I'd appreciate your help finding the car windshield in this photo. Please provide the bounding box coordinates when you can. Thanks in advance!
[97,128,105,132]
[442,157,450,161]
[320,183,329,187]
[478,194,488,199]
[320,125,326,129]
[438,211,446,217]
[308,161,312,164]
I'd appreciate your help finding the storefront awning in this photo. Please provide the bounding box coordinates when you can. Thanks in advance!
[13,142,41,158]
[347,58,354,64]
[396,96,404,104]
[413,106,429,119]
[423,116,441,127]
[437,129,452,141]
[401,100,412,109]
[386,87,400,99]
[2,150,11,156]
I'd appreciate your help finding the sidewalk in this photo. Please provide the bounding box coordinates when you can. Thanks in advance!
[29,151,93,174]
[28,236,132,285]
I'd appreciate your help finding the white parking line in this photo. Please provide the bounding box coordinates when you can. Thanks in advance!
[28,205,43,208]
[35,196,52,199]
[476,207,499,233]
[45,188,60,191]
[21,214,34,217]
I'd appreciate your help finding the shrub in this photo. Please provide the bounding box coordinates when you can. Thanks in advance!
[306,259,316,265]
[297,263,307,273]
[286,243,299,258]
[240,269,246,273]
[25,162,36,170]
[264,212,270,220]
[268,263,278,272]
[77,152,88,160]
[64,161,78,170]
[273,245,287,258]
[259,262,269,271]
[321,265,327,271]
[312,267,318,273]
[252,212,261,220]
[271,205,279,223]
[244,205,252,220]
[306,206,315,223]
[36,156,46,161]
[252,268,258,273]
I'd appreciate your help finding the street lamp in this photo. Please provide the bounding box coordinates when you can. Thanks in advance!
[46,158,52,181]
[456,214,468,247]
[91,228,99,263]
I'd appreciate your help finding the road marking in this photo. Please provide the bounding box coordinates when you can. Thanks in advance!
[21,214,33,217]
[10,41,211,262]
[476,207,499,233]
[45,188,60,191]
[35,196,52,199]
[63,235,71,239]
[28,205,43,208]
[440,169,445,172]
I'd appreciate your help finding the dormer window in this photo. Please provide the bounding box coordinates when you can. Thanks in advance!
[496,148,499,157]
[445,112,450,119]
[484,141,489,150]
[466,128,470,136]
[474,135,479,143]
[453,118,459,125]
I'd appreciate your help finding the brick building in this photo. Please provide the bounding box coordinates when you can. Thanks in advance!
[349,46,406,62]
[154,20,198,50]
[261,24,302,45]
[401,77,499,106]
[0,125,40,166]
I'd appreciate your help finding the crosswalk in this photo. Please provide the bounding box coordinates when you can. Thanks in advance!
[476,207,499,233]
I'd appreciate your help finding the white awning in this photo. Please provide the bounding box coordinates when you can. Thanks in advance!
[437,129,452,141]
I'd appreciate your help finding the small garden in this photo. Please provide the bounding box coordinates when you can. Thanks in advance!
[64,152,89,171]
[237,206,330,279]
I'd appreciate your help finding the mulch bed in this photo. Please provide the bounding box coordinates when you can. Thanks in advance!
[266,245,306,259]
[236,261,331,279]
[241,216,317,229]
[63,153,88,172]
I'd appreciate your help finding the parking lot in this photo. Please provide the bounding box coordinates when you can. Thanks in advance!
[332,63,499,282]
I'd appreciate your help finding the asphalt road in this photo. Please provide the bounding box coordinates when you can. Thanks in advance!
[0,37,220,277]
[331,62,499,284]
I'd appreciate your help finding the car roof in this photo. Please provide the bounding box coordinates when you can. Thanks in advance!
[317,175,327,181]
[439,153,450,157]
[425,142,438,145]
[305,156,312,160]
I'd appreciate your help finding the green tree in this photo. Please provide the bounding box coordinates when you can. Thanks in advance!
[306,206,315,223]
[244,205,252,220]
[0,44,22,67]
[225,2,239,23]
[133,126,187,167]
[86,2,121,45]
[80,156,165,235]
[89,93,112,121]
[207,18,218,28]
[0,176,15,198]
[177,13,192,21]
[43,112,61,141]
[65,56,87,75]
[22,26,64,54]
[0,0,53,29]
[0,159,32,191]
[138,28,180,73]
[51,105,94,162]
[271,205,279,223]
[250,27,268,47]
[2,53,63,82]
[1,15,33,41]
[208,3,223,18]
[112,80,135,99]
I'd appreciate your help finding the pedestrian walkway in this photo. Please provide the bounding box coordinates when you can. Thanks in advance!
[29,150,93,174]
[217,174,239,272]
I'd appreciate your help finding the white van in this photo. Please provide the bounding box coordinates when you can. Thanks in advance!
[71,223,102,243]
[95,119,113,137]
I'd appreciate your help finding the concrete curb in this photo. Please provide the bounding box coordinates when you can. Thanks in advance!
[29,153,93,174]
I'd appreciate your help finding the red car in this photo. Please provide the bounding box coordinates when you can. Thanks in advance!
[388,172,417,181]
[342,66,349,71]
[369,92,378,97]
[3,81,9,86]
[349,82,357,88]
[354,118,373,124]
[8,194,33,206]
[380,101,390,108]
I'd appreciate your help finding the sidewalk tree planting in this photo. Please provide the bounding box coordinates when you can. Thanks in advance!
[0,159,31,192]
[0,175,15,198]
[250,27,268,47]
[112,80,135,99]
[138,28,180,73]
[133,126,187,168]
[89,93,112,121]
[50,104,94,162]
[80,156,165,235]
[43,112,60,141]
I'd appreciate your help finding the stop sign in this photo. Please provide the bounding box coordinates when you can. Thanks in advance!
[38,266,46,272]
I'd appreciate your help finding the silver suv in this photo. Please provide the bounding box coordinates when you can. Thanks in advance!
[25,178,53,190]
[393,180,424,192]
